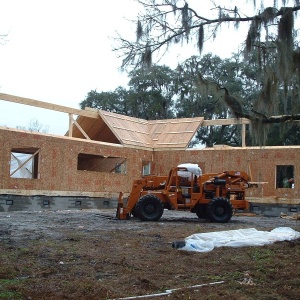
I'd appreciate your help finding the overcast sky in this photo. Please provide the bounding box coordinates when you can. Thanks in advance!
[0,0,272,134]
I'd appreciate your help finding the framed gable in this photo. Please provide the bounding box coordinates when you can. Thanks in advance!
[67,110,203,150]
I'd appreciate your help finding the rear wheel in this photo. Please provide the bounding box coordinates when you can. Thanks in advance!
[135,194,164,221]
[206,197,233,223]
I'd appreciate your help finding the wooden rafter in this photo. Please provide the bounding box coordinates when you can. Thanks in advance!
[202,118,250,126]
[0,93,99,119]
[72,117,90,140]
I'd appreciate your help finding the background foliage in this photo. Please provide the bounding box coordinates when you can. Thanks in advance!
[80,50,300,147]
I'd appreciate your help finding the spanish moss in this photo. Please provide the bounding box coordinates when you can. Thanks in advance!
[136,20,143,42]
[197,25,204,54]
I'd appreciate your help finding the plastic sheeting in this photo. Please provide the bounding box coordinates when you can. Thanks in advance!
[10,152,33,178]
[177,163,202,177]
[180,227,300,252]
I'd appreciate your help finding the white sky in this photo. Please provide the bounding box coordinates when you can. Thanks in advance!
[0,0,274,134]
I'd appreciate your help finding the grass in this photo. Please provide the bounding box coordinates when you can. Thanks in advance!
[0,279,23,300]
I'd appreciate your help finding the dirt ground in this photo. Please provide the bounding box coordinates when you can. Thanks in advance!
[0,209,300,299]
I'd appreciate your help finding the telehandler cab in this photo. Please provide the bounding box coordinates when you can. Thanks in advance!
[116,164,250,223]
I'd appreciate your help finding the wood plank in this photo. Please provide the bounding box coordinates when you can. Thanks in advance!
[202,118,250,126]
[157,142,187,145]
[247,196,300,205]
[0,93,99,119]
[0,189,119,198]
[100,110,148,125]
[122,137,151,145]
[68,114,73,137]
[242,123,246,147]
[163,131,194,134]
[112,125,149,135]
[73,119,90,140]
[170,120,201,124]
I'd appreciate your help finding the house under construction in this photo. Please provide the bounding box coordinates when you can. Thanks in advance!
[0,93,299,216]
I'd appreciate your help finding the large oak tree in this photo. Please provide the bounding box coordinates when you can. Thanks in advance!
[114,0,300,143]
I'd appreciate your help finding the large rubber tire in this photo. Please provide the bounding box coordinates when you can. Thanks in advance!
[135,194,164,221]
[195,204,207,219]
[130,205,139,218]
[206,197,233,223]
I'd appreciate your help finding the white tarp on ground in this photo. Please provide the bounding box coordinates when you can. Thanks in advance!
[181,227,300,252]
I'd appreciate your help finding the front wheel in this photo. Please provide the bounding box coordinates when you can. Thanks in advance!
[131,205,139,218]
[195,204,207,219]
[135,195,164,221]
[206,197,233,223]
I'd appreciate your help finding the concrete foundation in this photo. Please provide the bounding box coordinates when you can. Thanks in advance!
[250,202,299,217]
[0,194,118,212]
[1,194,299,218]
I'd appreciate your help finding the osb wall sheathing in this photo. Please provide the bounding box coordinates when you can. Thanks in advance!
[153,146,300,202]
[1,127,300,203]
[0,128,151,197]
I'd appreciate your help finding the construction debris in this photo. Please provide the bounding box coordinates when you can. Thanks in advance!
[110,281,225,300]
[280,212,300,220]
[238,271,256,286]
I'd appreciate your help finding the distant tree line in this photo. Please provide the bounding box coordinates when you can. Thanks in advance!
[16,119,49,133]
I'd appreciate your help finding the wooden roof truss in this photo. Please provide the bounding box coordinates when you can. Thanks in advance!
[0,93,251,149]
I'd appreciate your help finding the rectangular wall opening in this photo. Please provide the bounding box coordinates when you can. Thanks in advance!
[10,148,40,179]
[77,153,126,174]
[142,161,151,176]
[276,165,294,188]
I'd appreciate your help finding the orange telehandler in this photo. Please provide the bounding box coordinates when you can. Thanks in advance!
[116,163,250,223]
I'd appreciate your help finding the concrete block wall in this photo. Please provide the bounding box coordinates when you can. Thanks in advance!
[0,194,118,212]
[250,202,299,217]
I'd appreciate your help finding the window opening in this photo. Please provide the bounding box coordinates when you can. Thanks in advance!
[114,163,122,174]
[142,161,151,176]
[77,153,126,174]
[276,165,294,188]
[10,148,40,179]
